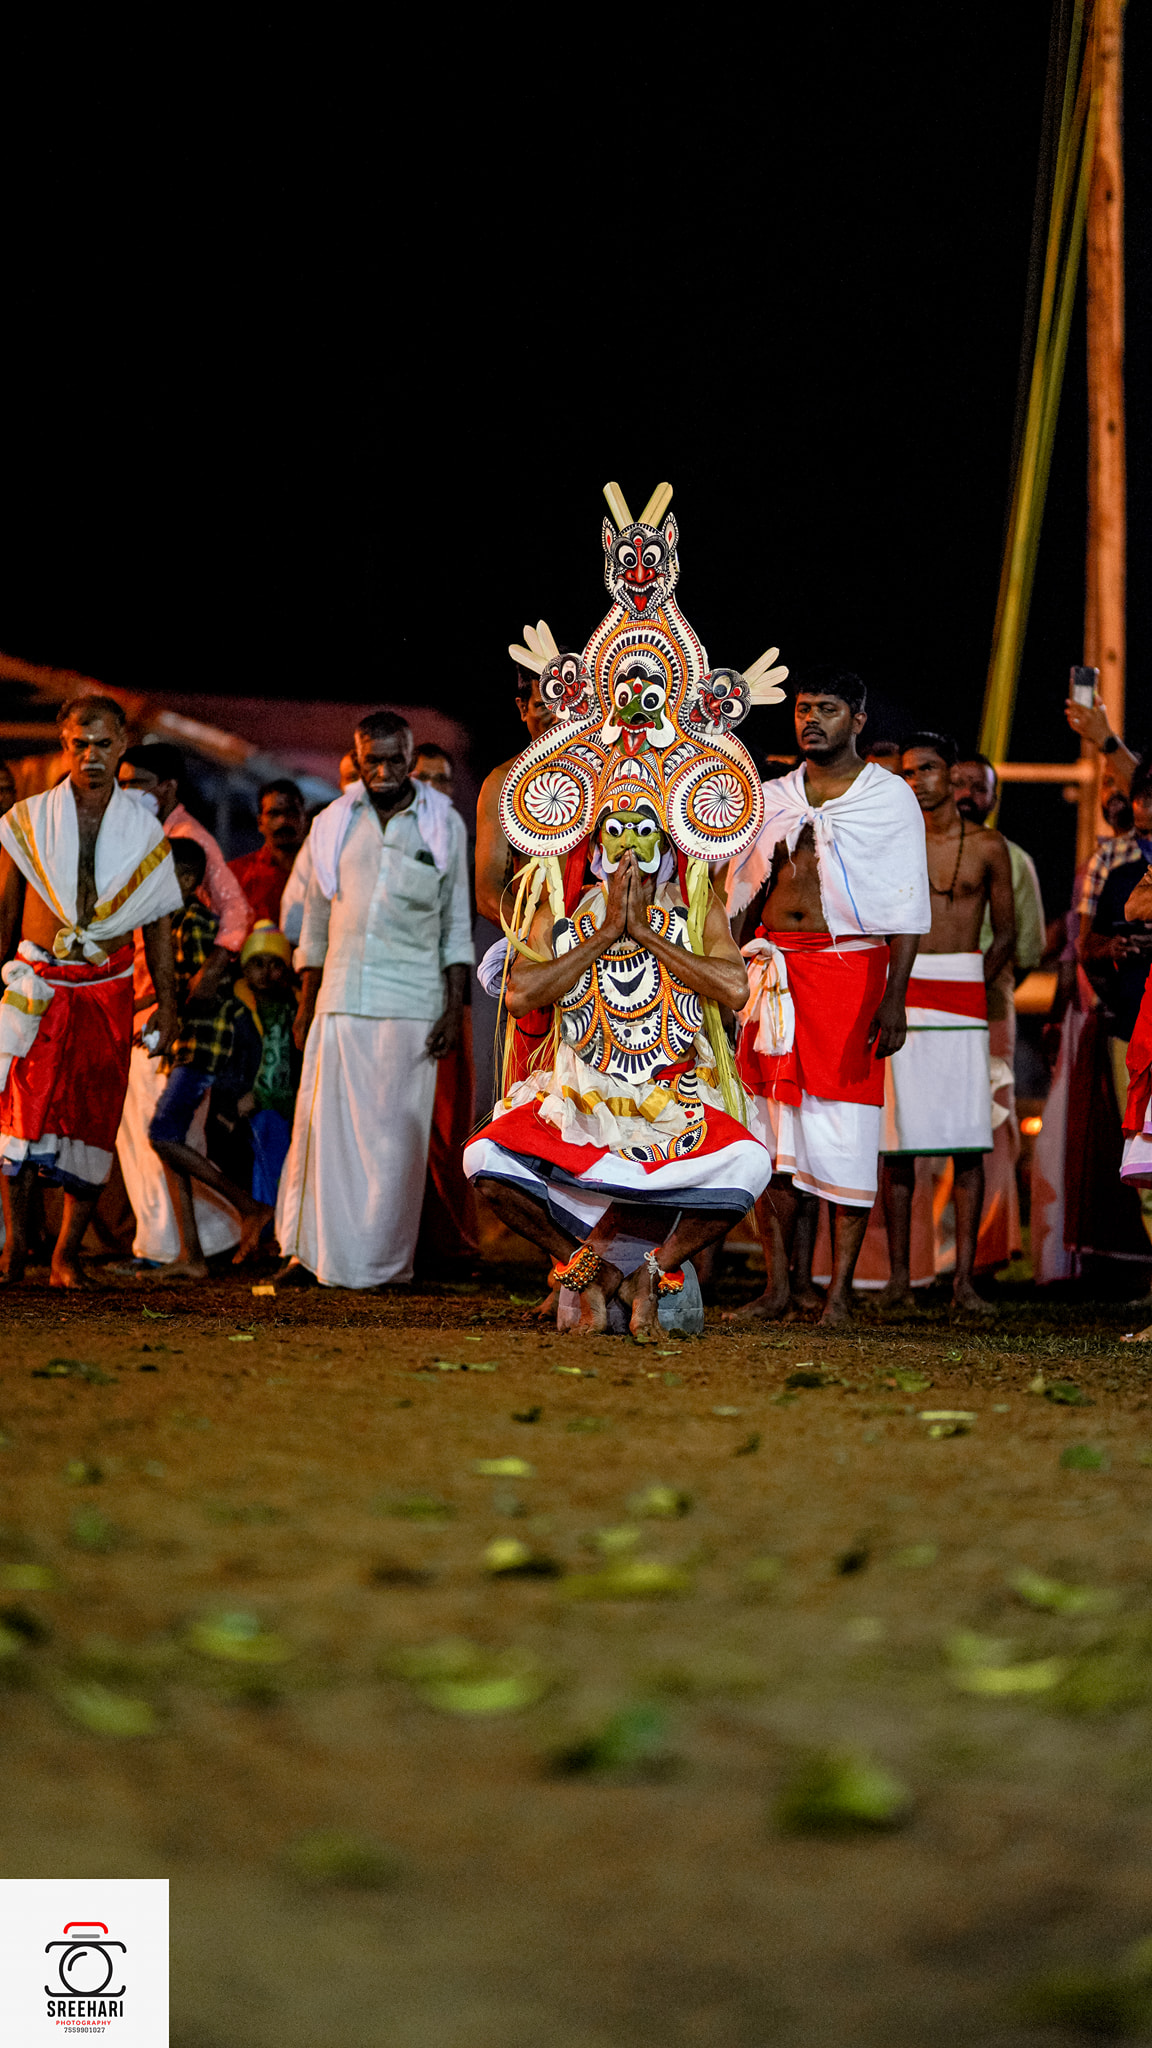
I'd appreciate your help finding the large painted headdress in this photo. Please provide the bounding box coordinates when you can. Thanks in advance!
[500,481,787,874]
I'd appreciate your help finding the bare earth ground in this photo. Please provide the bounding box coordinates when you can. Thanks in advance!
[4,1259,1152,2045]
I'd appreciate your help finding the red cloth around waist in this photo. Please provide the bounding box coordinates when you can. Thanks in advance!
[739,934,890,1108]
[1,944,135,1149]
[907,976,987,1020]
[481,1099,757,1176]
[1125,976,1152,1135]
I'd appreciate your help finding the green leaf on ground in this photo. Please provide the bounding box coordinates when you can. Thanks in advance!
[382,1638,550,1714]
[186,1612,294,1664]
[567,1416,607,1432]
[1009,1567,1117,1616]
[591,1526,641,1556]
[1045,1381,1093,1405]
[473,1458,534,1478]
[375,1493,455,1519]
[785,1370,825,1389]
[64,1461,102,1486]
[0,1565,56,1592]
[734,1433,761,1456]
[562,1559,692,1601]
[283,1831,401,1889]
[61,1684,158,1736]
[775,1749,912,1832]
[1017,1970,1152,2035]
[550,1704,672,1776]
[69,1510,119,1554]
[744,1556,783,1588]
[1061,1443,1109,1471]
[626,1485,691,1519]
[508,1294,545,1308]
[891,1543,938,1568]
[141,1306,171,1319]
[483,1538,562,1577]
[886,1369,932,1392]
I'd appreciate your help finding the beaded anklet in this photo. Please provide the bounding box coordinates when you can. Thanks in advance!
[644,1248,685,1295]
[549,1245,603,1293]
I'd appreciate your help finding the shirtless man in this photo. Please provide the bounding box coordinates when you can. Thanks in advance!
[475,667,558,927]
[725,670,928,1325]
[0,698,180,1285]
[878,731,1015,1313]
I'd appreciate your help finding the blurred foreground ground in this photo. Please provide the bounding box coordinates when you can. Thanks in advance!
[3,1261,1152,2045]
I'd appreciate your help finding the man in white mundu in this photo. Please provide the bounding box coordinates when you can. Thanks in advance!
[878,732,1015,1312]
[0,698,182,1286]
[726,669,929,1325]
[275,711,474,1288]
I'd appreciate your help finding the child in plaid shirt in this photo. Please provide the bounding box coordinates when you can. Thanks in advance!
[143,838,274,1278]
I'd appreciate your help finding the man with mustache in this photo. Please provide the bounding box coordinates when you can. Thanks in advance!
[726,668,930,1325]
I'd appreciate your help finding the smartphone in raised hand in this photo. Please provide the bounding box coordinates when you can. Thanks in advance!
[1070,663,1099,707]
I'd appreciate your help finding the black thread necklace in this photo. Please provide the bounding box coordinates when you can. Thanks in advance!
[929,817,966,902]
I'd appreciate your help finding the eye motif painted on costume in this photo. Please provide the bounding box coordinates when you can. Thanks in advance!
[682,667,752,738]
[601,515,679,617]
[539,652,595,723]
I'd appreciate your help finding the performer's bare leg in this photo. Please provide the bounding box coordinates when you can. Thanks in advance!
[951,1155,993,1313]
[150,1165,210,1281]
[821,1202,870,1325]
[622,1209,743,1339]
[50,1191,100,1289]
[724,1176,807,1321]
[146,1139,274,1274]
[0,1163,33,1283]
[473,1178,623,1335]
[789,1200,826,1312]
[877,1156,916,1310]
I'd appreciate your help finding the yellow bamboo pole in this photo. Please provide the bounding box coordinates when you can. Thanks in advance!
[1079,0,1126,867]
[979,4,1095,764]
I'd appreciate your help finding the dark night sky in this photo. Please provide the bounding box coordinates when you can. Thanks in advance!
[2,8,1146,903]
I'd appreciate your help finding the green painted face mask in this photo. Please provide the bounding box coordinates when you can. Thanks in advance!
[600,816,665,874]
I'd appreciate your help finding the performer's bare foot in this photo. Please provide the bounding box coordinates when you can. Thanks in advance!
[790,1281,827,1314]
[138,1257,210,1282]
[559,1260,623,1335]
[1123,1325,1152,1342]
[531,1287,559,1322]
[233,1204,275,1264]
[49,1255,88,1289]
[723,1285,793,1323]
[952,1279,995,1314]
[618,1261,662,1340]
[875,1279,916,1311]
[0,1256,28,1286]
[819,1289,855,1327]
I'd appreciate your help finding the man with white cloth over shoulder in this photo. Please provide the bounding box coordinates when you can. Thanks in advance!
[275,711,474,1288]
[725,668,929,1324]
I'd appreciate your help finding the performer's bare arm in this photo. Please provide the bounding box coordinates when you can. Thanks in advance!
[141,915,179,1059]
[0,847,25,963]
[1124,868,1152,925]
[475,760,516,927]
[867,932,919,1059]
[627,872,749,1010]
[981,832,1016,986]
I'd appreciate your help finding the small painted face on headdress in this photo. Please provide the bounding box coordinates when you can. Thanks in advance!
[599,801,666,874]
[539,651,594,723]
[602,515,679,617]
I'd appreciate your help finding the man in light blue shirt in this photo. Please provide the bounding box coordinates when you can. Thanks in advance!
[275,711,474,1288]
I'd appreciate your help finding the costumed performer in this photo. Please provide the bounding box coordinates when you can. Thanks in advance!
[465,479,788,1335]
[0,697,182,1286]
[725,668,929,1326]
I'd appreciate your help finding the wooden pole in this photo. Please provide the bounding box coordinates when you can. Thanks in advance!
[1080,0,1126,868]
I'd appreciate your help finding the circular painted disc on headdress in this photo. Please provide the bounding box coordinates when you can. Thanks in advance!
[664,734,765,863]
[499,725,608,858]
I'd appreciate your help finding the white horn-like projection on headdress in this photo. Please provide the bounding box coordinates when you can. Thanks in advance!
[742,646,790,705]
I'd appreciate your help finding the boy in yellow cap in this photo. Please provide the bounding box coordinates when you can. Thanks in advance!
[229,920,301,1207]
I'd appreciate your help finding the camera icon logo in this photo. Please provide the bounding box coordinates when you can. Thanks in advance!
[45,1922,127,1998]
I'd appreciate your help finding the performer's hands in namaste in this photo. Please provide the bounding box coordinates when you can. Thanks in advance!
[601,848,635,942]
